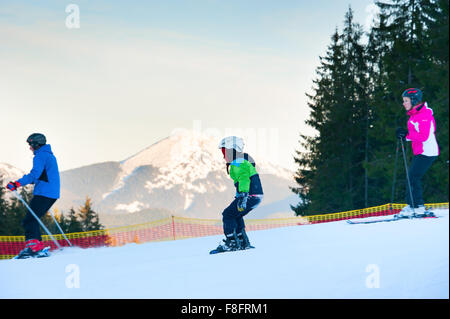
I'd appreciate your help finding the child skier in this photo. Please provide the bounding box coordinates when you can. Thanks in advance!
[6,133,61,258]
[211,136,264,254]
[396,88,439,217]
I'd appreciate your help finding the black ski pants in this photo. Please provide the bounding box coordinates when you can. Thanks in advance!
[22,195,57,241]
[406,155,437,208]
[222,195,262,236]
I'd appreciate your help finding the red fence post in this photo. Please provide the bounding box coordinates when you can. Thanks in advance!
[171,215,176,241]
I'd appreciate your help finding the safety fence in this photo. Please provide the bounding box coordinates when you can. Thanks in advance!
[0,202,447,259]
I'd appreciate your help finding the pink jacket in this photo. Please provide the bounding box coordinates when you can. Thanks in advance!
[406,102,439,156]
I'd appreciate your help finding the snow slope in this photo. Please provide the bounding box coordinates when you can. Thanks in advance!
[1,209,448,299]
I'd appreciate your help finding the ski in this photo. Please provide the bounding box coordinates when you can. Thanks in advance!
[13,246,51,260]
[347,216,401,224]
[346,211,438,225]
[35,246,51,258]
[209,246,255,255]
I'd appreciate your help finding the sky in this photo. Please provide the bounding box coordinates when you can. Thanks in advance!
[0,0,379,172]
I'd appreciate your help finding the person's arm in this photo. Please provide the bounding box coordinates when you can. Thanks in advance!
[406,116,432,142]
[406,110,434,142]
[236,162,251,193]
[17,154,45,186]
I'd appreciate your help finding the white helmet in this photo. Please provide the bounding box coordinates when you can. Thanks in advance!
[218,136,244,152]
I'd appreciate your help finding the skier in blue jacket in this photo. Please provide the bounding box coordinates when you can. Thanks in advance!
[6,133,60,258]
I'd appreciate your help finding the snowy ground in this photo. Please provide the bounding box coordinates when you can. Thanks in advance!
[1,209,448,299]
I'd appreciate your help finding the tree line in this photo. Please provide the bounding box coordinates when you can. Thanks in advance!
[292,0,449,216]
[0,180,104,236]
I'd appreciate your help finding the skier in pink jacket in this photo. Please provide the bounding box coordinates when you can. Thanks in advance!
[396,88,439,217]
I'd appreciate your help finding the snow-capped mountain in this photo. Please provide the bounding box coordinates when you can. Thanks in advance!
[0,163,24,186]
[17,130,299,221]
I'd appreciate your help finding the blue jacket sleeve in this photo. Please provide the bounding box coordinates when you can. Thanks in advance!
[17,154,45,186]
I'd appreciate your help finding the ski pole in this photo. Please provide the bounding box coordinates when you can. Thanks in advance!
[12,191,62,250]
[49,210,72,246]
[390,139,400,214]
[399,138,415,215]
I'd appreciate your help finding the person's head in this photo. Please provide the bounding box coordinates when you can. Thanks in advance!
[220,147,241,163]
[402,88,422,111]
[218,136,244,163]
[27,133,46,151]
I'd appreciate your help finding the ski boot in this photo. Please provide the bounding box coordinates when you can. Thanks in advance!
[395,205,415,219]
[210,233,240,254]
[236,229,254,250]
[396,205,436,219]
[412,205,435,218]
[14,239,50,259]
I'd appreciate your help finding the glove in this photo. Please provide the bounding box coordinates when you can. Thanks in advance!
[396,127,408,140]
[6,181,21,191]
[236,192,249,212]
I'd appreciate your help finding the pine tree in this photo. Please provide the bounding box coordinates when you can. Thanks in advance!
[78,197,104,232]
[54,208,70,234]
[418,0,449,202]
[2,188,32,236]
[0,179,9,235]
[66,208,83,233]
[341,7,372,209]
[291,28,345,215]
[363,4,406,206]
[292,7,370,215]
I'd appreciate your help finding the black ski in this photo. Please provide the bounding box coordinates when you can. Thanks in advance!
[209,245,255,255]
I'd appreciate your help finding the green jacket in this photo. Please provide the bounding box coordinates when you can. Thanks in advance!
[229,156,263,195]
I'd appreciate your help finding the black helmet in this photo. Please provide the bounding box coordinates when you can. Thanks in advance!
[402,88,423,106]
[27,133,46,150]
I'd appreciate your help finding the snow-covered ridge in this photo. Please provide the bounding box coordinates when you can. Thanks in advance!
[121,130,225,175]
[0,163,24,185]
[104,130,294,202]
[103,130,226,200]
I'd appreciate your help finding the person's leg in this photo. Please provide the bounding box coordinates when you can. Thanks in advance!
[235,196,262,248]
[407,155,436,207]
[221,196,263,250]
[235,196,263,233]
[22,195,57,242]
[222,198,240,236]
[212,199,242,251]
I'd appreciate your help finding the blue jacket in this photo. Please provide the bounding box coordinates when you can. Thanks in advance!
[17,144,60,199]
